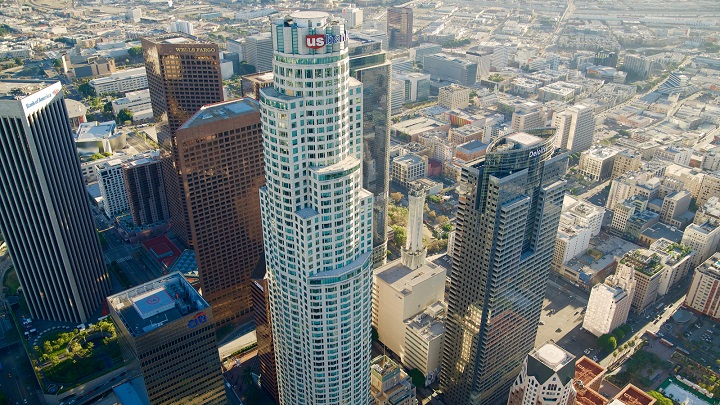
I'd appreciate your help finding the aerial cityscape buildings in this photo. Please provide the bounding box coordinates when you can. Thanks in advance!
[2,0,720,404]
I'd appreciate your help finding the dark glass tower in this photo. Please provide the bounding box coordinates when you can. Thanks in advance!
[441,128,568,405]
[387,7,413,50]
[0,80,110,323]
[141,35,224,247]
[349,36,392,267]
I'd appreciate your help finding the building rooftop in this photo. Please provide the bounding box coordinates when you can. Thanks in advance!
[526,342,575,385]
[76,120,116,141]
[393,154,426,168]
[457,140,488,154]
[574,356,606,387]
[506,132,543,147]
[695,252,720,278]
[640,223,683,244]
[375,260,445,295]
[614,384,656,405]
[0,79,58,101]
[108,272,209,338]
[141,235,182,269]
[89,67,146,85]
[242,71,274,83]
[180,99,259,130]
[405,302,446,341]
[64,98,87,118]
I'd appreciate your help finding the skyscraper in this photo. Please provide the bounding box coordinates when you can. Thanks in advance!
[387,7,413,50]
[349,35,392,267]
[244,33,274,73]
[142,35,224,247]
[0,80,110,323]
[441,128,568,405]
[123,152,170,226]
[174,99,265,325]
[552,105,594,154]
[107,272,227,404]
[260,12,374,405]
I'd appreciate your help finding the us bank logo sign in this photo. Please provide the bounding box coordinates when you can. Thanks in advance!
[306,33,348,49]
[188,311,207,328]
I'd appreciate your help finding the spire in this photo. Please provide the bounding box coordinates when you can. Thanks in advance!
[401,182,427,270]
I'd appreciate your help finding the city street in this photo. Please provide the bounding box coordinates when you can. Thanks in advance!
[0,342,41,405]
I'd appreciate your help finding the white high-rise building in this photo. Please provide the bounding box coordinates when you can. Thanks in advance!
[553,104,594,154]
[169,20,194,36]
[583,263,636,337]
[260,12,374,405]
[95,159,129,218]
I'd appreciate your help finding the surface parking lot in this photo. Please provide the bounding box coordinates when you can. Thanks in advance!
[536,278,599,361]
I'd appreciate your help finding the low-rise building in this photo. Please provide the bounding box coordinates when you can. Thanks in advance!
[403,302,445,386]
[391,154,428,188]
[370,355,417,405]
[579,147,622,182]
[611,150,642,180]
[455,140,487,162]
[694,196,720,226]
[89,67,148,95]
[75,121,126,156]
[685,252,720,322]
[111,88,151,116]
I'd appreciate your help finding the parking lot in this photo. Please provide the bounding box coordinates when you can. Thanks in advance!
[667,314,720,370]
[535,277,600,361]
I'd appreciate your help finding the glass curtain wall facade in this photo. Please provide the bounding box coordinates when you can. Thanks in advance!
[441,128,568,405]
[349,38,391,267]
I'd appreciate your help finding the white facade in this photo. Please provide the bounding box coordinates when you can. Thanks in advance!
[562,196,605,236]
[111,88,151,116]
[390,79,406,114]
[583,264,635,337]
[553,104,594,154]
[259,12,373,405]
[685,252,720,321]
[391,154,427,188]
[682,221,720,267]
[89,67,148,95]
[95,159,129,218]
[343,7,363,28]
[169,20,194,36]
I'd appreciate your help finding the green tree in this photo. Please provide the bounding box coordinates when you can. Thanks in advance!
[488,73,504,82]
[647,391,673,405]
[52,58,62,69]
[78,82,95,97]
[390,192,403,204]
[13,57,22,66]
[436,215,450,226]
[127,46,143,57]
[407,368,425,387]
[103,101,113,113]
[613,327,626,340]
[117,108,133,124]
[598,334,617,352]
[392,225,407,247]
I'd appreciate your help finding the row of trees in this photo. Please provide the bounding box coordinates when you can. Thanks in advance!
[597,323,632,352]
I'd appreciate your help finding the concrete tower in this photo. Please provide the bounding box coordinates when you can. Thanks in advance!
[0,80,110,323]
[402,183,427,270]
[260,12,374,405]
